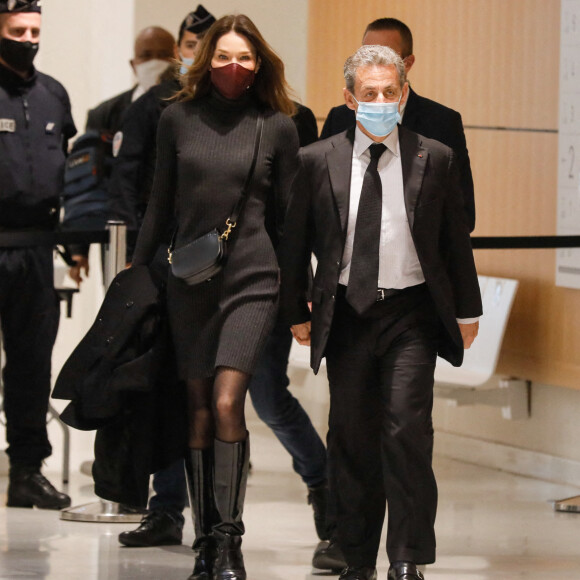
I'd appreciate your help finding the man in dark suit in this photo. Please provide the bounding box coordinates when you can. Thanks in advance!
[320,18,475,233]
[279,45,482,580]
[67,25,177,282]
[85,25,176,134]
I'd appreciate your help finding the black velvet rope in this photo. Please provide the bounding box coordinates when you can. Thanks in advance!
[0,231,579,250]
[0,230,137,247]
[470,236,580,249]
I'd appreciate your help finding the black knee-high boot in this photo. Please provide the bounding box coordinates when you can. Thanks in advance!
[185,448,219,580]
[212,436,250,580]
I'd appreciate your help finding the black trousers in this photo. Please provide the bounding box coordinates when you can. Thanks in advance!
[0,247,59,467]
[325,284,440,567]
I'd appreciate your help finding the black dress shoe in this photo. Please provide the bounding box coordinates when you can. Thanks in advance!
[119,509,183,547]
[339,566,377,580]
[387,561,425,579]
[6,465,71,510]
[312,539,347,572]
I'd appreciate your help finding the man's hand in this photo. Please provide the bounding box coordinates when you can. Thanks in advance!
[291,321,311,346]
[69,255,89,286]
[458,321,479,349]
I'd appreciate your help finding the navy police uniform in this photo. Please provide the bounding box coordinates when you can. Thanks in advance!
[108,77,181,237]
[0,59,76,467]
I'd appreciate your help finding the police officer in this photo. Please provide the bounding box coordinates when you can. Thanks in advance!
[108,5,216,241]
[0,0,76,509]
[66,25,177,282]
[86,25,176,135]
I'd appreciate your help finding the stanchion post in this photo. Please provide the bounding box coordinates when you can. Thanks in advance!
[61,219,144,523]
[103,220,127,289]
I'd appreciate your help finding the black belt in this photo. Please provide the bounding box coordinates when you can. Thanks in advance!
[376,287,403,301]
[337,284,404,302]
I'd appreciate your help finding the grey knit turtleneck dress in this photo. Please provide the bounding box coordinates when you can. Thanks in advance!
[132,90,299,380]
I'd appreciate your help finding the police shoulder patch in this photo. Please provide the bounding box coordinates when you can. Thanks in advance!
[0,119,16,133]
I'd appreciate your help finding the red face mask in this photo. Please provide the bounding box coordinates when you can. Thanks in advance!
[210,63,256,100]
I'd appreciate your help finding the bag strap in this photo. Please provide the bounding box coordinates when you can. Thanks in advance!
[220,112,264,241]
[169,112,264,254]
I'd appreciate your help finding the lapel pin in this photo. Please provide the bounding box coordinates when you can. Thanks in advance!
[417,154,423,158]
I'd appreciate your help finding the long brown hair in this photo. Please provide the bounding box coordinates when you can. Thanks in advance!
[175,14,296,116]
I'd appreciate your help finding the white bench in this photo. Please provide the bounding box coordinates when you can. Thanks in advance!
[434,275,529,420]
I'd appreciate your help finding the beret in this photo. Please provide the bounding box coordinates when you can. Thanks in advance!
[179,4,215,36]
[0,0,41,14]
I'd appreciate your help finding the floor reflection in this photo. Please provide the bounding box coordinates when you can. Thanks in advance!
[1,409,580,579]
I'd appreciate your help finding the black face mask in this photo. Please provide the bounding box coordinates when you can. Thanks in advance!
[0,37,39,74]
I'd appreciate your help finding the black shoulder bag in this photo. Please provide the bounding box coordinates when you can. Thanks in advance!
[167,113,264,286]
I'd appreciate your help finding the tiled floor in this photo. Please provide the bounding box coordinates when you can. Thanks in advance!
[1,406,580,580]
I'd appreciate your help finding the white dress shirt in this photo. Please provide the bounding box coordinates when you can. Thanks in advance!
[339,125,478,325]
[339,125,425,290]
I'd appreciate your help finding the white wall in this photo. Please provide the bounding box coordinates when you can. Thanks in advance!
[37,0,136,131]
[432,381,580,487]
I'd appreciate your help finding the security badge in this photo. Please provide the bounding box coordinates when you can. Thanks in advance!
[0,118,16,132]
[112,131,123,158]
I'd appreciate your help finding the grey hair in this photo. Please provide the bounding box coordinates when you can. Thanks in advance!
[344,45,406,93]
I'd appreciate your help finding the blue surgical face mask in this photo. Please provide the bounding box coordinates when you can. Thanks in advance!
[180,56,194,76]
[351,93,402,137]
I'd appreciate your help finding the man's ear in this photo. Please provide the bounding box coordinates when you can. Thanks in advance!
[130,59,136,74]
[403,54,415,74]
[400,81,409,109]
[344,87,357,111]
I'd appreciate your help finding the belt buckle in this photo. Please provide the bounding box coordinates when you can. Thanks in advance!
[377,288,385,301]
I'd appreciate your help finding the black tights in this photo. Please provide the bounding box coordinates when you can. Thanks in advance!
[186,366,251,449]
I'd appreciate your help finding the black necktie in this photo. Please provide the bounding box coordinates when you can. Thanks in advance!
[346,142,387,314]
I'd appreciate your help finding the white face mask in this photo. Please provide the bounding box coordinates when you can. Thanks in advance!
[351,93,402,137]
[179,55,194,76]
[134,59,171,92]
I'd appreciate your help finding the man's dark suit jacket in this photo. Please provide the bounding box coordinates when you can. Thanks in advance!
[320,88,475,232]
[86,87,135,134]
[279,126,482,373]
[66,89,137,257]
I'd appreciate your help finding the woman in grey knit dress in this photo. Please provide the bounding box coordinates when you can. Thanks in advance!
[131,14,299,580]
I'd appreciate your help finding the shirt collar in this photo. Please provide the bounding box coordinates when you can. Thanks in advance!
[353,124,400,159]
